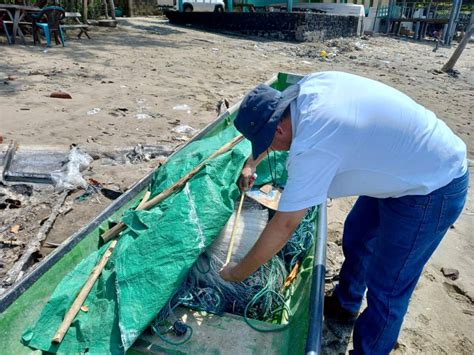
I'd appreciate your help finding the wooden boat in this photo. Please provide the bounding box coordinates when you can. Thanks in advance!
[0,72,327,355]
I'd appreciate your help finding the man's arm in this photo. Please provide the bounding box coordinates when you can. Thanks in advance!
[220,209,307,282]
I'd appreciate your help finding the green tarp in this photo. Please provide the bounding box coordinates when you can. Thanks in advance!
[22,126,289,354]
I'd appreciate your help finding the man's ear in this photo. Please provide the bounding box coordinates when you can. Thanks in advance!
[275,123,284,136]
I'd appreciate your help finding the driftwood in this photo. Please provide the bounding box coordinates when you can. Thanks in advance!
[2,190,69,286]
[101,134,245,243]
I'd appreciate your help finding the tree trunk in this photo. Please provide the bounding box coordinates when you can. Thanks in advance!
[442,10,474,72]
[83,0,88,22]
[109,0,116,20]
[128,0,133,17]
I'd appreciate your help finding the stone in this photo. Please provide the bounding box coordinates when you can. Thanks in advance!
[441,267,460,280]
[50,91,72,99]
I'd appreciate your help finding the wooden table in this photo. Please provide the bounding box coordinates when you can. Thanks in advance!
[0,4,40,44]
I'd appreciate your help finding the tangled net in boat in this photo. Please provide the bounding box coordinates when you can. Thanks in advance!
[152,203,317,341]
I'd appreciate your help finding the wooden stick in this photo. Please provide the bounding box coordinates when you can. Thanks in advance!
[3,190,69,286]
[101,134,244,243]
[225,193,245,264]
[52,191,151,344]
[52,239,118,344]
[136,190,150,210]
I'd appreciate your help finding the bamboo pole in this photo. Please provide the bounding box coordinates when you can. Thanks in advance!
[52,239,118,344]
[51,190,151,344]
[225,193,245,264]
[101,134,245,243]
[136,190,151,210]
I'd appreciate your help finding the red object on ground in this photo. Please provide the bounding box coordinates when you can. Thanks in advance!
[50,91,72,99]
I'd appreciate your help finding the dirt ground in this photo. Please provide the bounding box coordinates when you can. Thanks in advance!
[0,17,473,354]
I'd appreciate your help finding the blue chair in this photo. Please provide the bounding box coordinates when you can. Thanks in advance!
[33,6,65,47]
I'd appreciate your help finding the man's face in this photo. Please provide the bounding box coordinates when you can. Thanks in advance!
[269,118,292,151]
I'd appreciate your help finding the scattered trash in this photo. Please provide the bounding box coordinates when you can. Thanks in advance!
[125,144,150,164]
[80,305,89,312]
[354,41,366,51]
[7,75,18,81]
[50,91,72,99]
[10,184,33,197]
[87,108,101,115]
[51,146,93,191]
[302,60,312,65]
[4,198,21,208]
[10,225,20,234]
[101,187,123,200]
[172,124,197,136]
[44,241,61,248]
[88,178,123,200]
[75,183,101,203]
[441,267,459,281]
[135,98,154,120]
[173,104,191,114]
[0,135,3,144]
[172,136,190,142]
[216,98,230,115]
[135,113,153,120]
[319,50,327,58]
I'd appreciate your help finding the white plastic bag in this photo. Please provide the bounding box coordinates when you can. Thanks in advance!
[51,146,93,190]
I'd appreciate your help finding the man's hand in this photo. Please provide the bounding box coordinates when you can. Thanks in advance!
[238,165,256,191]
[219,262,241,282]
[238,153,269,191]
[218,209,307,282]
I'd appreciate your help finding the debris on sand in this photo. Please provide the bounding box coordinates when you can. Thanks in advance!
[441,267,460,280]
[50,91,72,99]
[51,146,93,191]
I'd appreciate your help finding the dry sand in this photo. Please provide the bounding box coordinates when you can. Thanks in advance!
[0,17,473,353]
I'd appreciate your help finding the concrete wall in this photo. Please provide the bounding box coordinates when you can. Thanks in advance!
[165,11,359,41]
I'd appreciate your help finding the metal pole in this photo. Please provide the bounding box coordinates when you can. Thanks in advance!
[227,0,232,12]
[178,0,183,12]
[305,201,327,355]
[287,0,293,12]
[445,0,463,45]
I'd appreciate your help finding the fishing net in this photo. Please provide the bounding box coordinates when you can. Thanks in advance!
[151,203,318,343]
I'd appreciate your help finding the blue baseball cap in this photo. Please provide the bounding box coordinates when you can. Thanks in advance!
[234,84,299,159]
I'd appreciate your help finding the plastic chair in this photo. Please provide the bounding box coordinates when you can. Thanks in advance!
[33,6,65,47]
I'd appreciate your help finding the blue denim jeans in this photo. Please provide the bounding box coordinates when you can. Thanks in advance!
[335,170,469,354]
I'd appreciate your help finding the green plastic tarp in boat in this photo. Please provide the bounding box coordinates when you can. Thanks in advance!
[21,126,288,354]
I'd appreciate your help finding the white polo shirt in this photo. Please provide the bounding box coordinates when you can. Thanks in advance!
[278,71,467,212]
